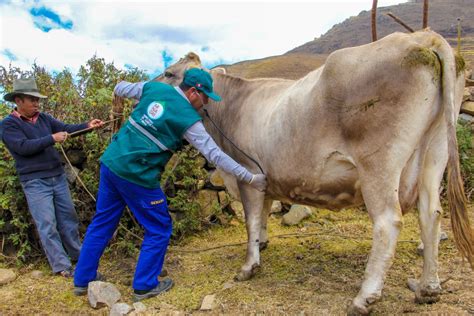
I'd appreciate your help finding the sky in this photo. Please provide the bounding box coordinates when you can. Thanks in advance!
[0,0,409,77]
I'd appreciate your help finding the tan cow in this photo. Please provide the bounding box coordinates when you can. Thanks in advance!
[154,30,473,315]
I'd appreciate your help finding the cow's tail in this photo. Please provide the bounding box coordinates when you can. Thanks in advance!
[433,36,474,269]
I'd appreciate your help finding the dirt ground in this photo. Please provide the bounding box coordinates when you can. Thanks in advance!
[1,205,473,315]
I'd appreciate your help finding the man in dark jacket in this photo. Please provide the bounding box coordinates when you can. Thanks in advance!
[1,77,103,277]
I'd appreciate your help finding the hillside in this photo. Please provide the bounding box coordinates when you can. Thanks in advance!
[288,0,474,55]
[224,0,474,79]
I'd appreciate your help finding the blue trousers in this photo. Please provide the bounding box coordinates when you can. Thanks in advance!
[21,174,81,273]
[74,164,172,290]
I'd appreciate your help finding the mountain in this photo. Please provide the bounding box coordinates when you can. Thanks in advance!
[224,0,474,79]
[288,0,474,55]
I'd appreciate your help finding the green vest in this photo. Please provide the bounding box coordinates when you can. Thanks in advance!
[101,82,202,188]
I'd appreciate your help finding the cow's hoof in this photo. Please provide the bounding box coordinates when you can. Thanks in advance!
[415,285,441,304]
[346,302,371,316]
[234,264,260,282]
[259,241,269,251]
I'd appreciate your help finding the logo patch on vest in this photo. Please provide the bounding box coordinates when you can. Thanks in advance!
[147,102,164,120]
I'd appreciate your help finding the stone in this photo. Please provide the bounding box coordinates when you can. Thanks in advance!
[132,302,147,313]
[463,87,471,102]
[281,205,312,226]
[0,269,16,285]
[209,170,225,188]
[416,231,449,256]
[270,201,282,213]
[64,164,80,184]
[88,281,121,308]
[461,101,474,115]
[200,294,216,311]
[459,113,473,123]
[222,281,235,290]
[65,149,86,165]
[196,190,219,217]
[229,201,244,219]
[407,278,419,292]
[30,270,44,279]
[218,191,230,208]
[110,303,131,316]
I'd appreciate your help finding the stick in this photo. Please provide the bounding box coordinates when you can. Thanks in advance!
[385,13,415,33]
[423,0,429,29]
[68,118,120,137]
[372,0,378,42]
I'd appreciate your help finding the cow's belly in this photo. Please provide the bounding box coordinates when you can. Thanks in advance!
[271,151,364,210]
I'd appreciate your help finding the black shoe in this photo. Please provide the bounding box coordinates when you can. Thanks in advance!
[73,272,105,296]
[133,278,174,302]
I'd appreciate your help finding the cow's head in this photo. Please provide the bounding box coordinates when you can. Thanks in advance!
[152,52,202,85]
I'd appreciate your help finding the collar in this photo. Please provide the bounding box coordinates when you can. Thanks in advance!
[12,109,40,123]
[174,86,191,104]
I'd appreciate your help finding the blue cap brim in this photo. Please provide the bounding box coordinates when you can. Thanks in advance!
[204,91,222,102]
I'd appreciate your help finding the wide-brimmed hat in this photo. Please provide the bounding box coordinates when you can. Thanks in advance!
[183,68,221,101]
[4,77,48,102]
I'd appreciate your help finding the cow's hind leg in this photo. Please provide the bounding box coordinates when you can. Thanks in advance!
[410,131,447,303]
[259,199,273,250]
[235,183,266,281]
[348,175,403,315]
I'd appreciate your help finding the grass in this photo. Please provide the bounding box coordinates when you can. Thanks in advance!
[1,204,473,315]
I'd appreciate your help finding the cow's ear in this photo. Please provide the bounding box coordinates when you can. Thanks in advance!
[211,67,226,75]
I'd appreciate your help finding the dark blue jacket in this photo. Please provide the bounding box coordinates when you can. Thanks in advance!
[1,112,88,181]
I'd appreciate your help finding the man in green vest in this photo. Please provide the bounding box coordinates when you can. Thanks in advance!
[73,68,267,301]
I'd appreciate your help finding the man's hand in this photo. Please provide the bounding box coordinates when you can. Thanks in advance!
[88,119,105,129]
[249,174,267,192]
[52,132,68,143]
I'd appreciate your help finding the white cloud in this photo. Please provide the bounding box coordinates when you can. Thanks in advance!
[1,0,409,76]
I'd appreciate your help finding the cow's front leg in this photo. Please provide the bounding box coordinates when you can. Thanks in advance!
[348,178,402,315]
[235,183,266,281]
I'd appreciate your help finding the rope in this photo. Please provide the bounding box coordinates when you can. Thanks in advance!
[59,130,143,241]
[203,109,264,174]
[68,118,120,137]
[168,231,419,253]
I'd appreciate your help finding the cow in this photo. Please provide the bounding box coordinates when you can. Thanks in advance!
[147,30,473,315]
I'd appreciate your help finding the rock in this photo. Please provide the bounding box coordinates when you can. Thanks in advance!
[66,149,86,165]
[229,201,244,219]
[270,201,282,213]
[64,164,80,184]
[281,205,312,225]
[88,281,121,308]
[209,170,225,188]
[30,270,44,279]
[459,113,473,123]
[132,302,147,313]
[222,281,235,290]
[196,156,206,169]
[218,191,230,208]
[196,190,219,217]
[407,278,419,292]
[461,101,474,115]
[0,269,16,285]
[463,87,471,102]
[110,303,131,316]
[417,231,449,256]
[439,231,448,241]
[200,294,216,311]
